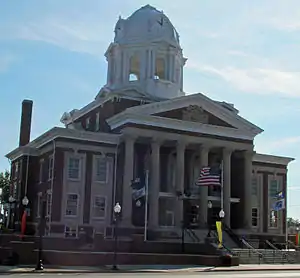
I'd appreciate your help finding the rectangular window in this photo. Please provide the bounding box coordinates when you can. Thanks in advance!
[68,157,81,180]
[14,162,19,177]
[65,194,78,216]
[64,226,78,238]
[252,176,258,196]
[93,196,106,218]
[269,179,278,197]
[269,210,278,228]
[95,157,108,183]
[48,156,54,181]
[95,112,100,131]
[85,117,90,130]
[36,194,41,217]
[46,193,51,217]
[39,160,44,183]
[165,210,175,227]
[251,208,258,227]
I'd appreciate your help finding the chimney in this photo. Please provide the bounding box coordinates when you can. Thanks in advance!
[18,99,33,147]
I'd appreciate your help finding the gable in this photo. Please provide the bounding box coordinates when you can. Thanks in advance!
[125,93,263,135]
[154,105,234,128]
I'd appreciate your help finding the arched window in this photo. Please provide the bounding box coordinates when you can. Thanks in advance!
[129,53,140,81]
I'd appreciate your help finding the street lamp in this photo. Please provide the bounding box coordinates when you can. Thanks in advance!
[35,199,46,271]
[207,201,213,237]
[112,202,121,270]
[219,209,225,220]
[8,196,15,229]
[22,196,29,206]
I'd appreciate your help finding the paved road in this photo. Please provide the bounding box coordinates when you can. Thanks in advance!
[2,271,300,277]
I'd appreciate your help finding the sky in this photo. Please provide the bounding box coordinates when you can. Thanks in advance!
[0,0,300,218]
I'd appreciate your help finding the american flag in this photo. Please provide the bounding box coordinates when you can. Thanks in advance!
[196,166,221,186]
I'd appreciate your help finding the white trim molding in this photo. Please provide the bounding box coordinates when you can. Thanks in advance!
[107,93,264,136]
[108,112,256,141]
[6,127,120,161]
[253,153,294,166]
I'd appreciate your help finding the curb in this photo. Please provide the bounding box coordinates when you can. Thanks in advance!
[204,267,300,272]
[2,266,300,274]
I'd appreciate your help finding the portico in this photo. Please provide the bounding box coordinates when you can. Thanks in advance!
[119,126,254,232]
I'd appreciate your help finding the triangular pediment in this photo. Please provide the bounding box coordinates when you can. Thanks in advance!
[153,105,235,128]
[125,93,263,136]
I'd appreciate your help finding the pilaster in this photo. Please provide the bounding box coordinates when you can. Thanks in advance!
[199,145,210,227]
[244,150,254,230]
[122,135,136,226]
[149,139,162,228]
[175,141,186,227]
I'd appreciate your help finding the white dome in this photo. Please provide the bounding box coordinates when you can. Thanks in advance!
[114,5,180,47]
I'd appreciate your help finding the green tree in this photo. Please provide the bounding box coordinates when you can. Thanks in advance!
[0,170,10,204]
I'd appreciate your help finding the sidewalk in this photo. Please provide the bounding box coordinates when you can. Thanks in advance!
[1,264,300,274]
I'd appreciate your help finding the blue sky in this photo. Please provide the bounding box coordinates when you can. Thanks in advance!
[1,0,300,218]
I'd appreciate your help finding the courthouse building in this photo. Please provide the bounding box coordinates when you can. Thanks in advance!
[6,5,294,244]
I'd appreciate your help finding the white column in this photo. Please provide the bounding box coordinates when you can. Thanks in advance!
[244,150,253,230]
[223,148,232,228]
[149,140,161,228]
[199,146,209,227]
[175,141,186,227]
[122,136,135,226]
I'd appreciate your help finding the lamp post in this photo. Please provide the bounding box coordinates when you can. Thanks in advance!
[112,202,121,270]
[8,196,16,229]
[35,199,46,271]
[207,201,213,237]
[22,196,29,206]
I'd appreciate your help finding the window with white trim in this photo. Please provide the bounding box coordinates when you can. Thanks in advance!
[95,157,108,183]
[46,192,51,217]
[64,225,78,238]
[36,194,41,217]
[39,159,43,183]
[269,210,278,228]
[85,117,90,130]
[95,112,100,131]
[251,208,259,227]
[14,162,19,178]
[93,196,106,218]
[269,179,279,198]
[68,157,81,180]
[48,155,54,181]
[252,176,258,196]
[164,210,175,227]
[65,194,79,216]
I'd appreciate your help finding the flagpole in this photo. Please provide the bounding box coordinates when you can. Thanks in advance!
[144,169,149,241]
[220,161,224,211]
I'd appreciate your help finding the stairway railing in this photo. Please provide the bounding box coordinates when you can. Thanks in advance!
[222,223,243,248]
[184,228,200,243]
[266,240,294,264]
[241,239,264,264]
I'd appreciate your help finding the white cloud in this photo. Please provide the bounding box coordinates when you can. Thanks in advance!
[189,64,300,97]
[0,54,16,73]
[255,136,300,155]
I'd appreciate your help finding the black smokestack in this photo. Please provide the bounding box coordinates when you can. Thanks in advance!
[19,99,33,147]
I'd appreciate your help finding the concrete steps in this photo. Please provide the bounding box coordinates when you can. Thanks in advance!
[232,248,299,264]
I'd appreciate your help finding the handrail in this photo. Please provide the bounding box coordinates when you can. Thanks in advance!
[222,223,243,247]
[266,240,279,250]
[184,228,199,242]
[241,239,264,257]
[287,240,297,249]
